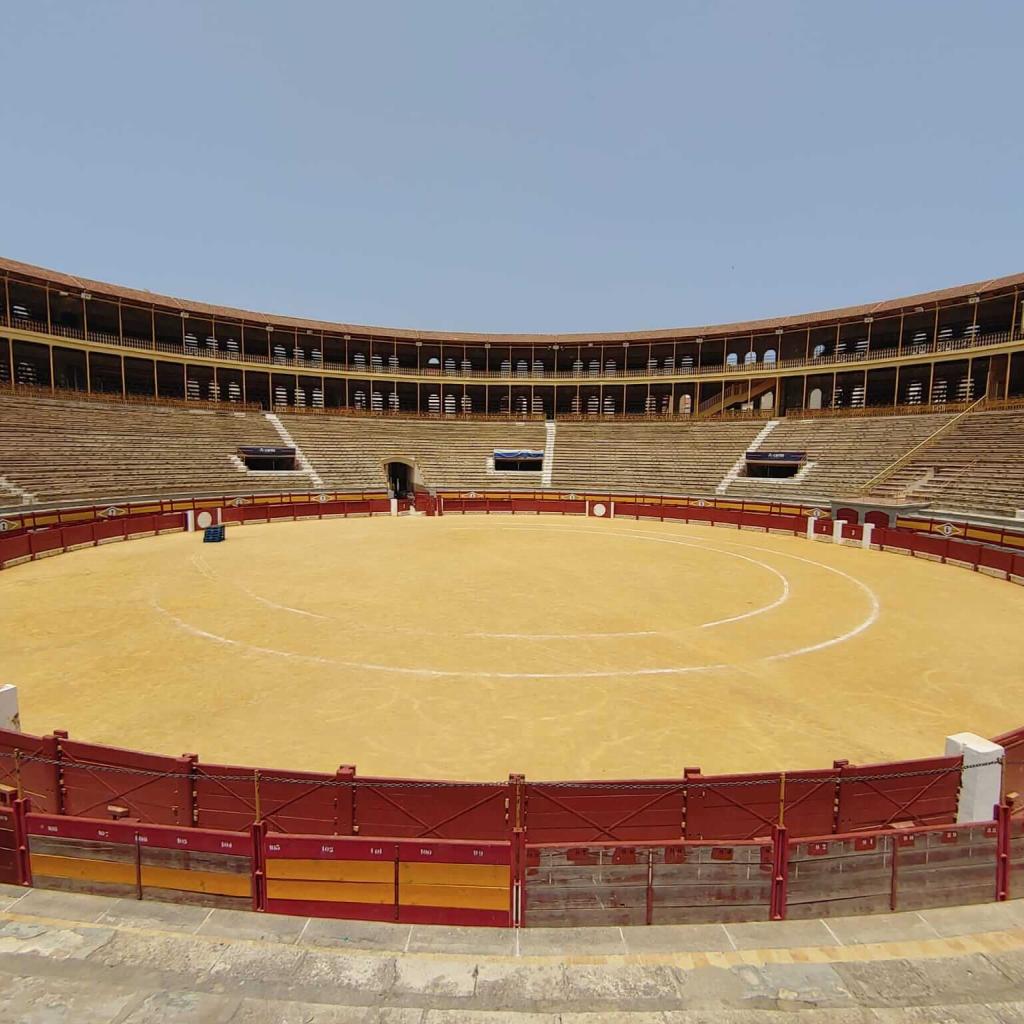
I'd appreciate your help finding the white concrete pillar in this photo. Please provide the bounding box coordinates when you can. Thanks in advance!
[390,497,398,516]
[609,501,615,519]
[832,519,844,545]
[945,732,1004,823]
[806,516,816,541]
[0,685,20,732]
[185,510,196,532]
[861,522,874,549]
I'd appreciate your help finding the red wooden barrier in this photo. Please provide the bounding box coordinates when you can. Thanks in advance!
[684,769,836,841]
[262,832,511,927]
[836,757,961,832]
[524,780,685,844]
[57,739,195,827]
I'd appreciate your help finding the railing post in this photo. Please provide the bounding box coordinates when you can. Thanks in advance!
[178,753,198,828]
[682,767,702,838]
[250,820,267,912]
[769,825,789,920]
[13,796,32,887]
[336,765,357,835]
[508,773,527,927]
[996,797,1013,901]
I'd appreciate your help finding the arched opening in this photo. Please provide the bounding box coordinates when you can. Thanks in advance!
[763,349,776,365]
[385,461,413,498]
[726,352,739,367]
[759,390,774,410]
[808,387,823,409]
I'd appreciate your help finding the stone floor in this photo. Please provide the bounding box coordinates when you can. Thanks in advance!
[2,884,1024,1021]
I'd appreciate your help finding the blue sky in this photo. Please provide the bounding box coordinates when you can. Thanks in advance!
[2,2,1022,333]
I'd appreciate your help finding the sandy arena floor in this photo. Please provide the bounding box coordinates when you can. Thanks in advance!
[1,515,1022,780]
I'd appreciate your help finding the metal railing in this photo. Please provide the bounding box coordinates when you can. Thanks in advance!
[2,313,1018,384]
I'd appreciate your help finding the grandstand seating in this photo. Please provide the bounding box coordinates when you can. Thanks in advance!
[869,410,1024,516]
[723,413,955,503]
[2,391,1023,517]
[0,394,297,506]
[280,414,547,491]
[550,420,764,494]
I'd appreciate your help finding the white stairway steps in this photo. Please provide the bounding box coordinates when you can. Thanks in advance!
[0,475,35,507]
[715,419,779,494]
[264,414,325,489]
[542,421,556,487]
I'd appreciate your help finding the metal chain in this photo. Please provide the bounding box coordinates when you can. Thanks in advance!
[0,748,1002,790]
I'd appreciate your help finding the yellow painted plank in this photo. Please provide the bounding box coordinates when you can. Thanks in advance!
[398,862,510,888]
[266,879,393,904]
[266,859,393,883]
[399,883,509,911]
[141,865,251,898]
[30,853,134,885]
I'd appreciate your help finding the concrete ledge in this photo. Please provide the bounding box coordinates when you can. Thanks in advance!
[2,886,1024,1019]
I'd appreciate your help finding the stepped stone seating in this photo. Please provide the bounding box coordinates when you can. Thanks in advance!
[724,413,954,502]
[0,394,293,508]
[549,420,765,494]
[871,410,1024,516]
[280,414,547,491]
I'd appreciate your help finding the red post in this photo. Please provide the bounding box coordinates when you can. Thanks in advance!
[996,798,1013,901]
[682,767,702,838]
[178,754,198,828]
[250,820,267,912]
[769,825,789,920]
[889,833,900,911]
[336,765,357,835]
[49,731,68,816]
[508,773,527,927]
[12,796,31,887]
[645,848,655,925]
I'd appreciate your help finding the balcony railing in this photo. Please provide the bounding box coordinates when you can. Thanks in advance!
[1,313,1018,383]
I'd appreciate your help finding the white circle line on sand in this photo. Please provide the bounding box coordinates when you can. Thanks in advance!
[467,521,882,663]
[156,520,880,678]
[193,527,791,639]
[149,597,731,679]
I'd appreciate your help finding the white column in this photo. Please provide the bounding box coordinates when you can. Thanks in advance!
[185,510,196,533]
[832,519,844,544]
[0,684,20,732]
[861,522,874,549]
[945,732,1004,823]
[390,497,398,516]
[805,516,816,541]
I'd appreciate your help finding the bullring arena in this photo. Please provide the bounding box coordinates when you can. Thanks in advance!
[3,513,1024,780]
[3,258,1024,1017]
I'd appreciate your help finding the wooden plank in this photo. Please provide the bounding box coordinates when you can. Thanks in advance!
[399,883,510,911]
[266,859,393,883]
[30,853,135,886]
[31,875,138,899]
[140,865,250,898]
[28,836,135,865]
[398,862,509,888]
[265,879,393,905]
[139,846,250,875]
